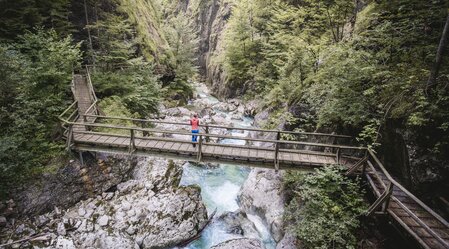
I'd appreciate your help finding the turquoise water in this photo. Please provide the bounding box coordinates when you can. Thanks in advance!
[178,83,276,249]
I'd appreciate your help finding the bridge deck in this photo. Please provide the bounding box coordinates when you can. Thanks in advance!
[73,133,339,169]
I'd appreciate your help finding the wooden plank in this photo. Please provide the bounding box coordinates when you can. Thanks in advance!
[215,146,226,155]
[283,152,292,163]
[153,140,164,149]
[96,136,109,144]
[202,145,214,154]
[223,147,233,156]
[179,143,192,153]
[162,142,175,150]
[240,148,249,158]
[120,138,130,145]
[249,148,258,158]
[144,140,158,148]
[292,153,301,163]
[171,142,182,151]
[113,137,126,146]
[104,136,118,144]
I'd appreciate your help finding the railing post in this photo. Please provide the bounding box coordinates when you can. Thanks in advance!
[274,131,280,171]
[141,121,148,137]
[129,129,136,154]
[83,115,89,131]
[366,182,394,216]
[205,125,210,143]
[362,151,368,176]
[381,182,394,213]
[197,135,203,162]
[336,147,341,164]
[66,124,74,151]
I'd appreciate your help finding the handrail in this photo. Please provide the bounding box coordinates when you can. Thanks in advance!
[367,149,449,229]
[69,121,365,150]
[85,66,98,103]
[84,100,98,116]
[81,114,353,139]
[58,101,79,123]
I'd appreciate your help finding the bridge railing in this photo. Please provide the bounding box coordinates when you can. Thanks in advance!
[65,119,366,170]
[80,114,353,142]
[83,66,100,120]
[363,149,449,246]
[58,100,79,136]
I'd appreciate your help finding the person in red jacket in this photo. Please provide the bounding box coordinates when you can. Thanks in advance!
[190,114,200,147]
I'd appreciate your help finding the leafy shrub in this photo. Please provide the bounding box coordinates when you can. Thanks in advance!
[284,166,367,249]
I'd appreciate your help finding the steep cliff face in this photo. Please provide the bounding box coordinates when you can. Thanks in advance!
[120,0,174,74]
[185,0,232,98]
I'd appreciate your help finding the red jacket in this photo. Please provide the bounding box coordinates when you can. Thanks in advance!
[190,118,199,130]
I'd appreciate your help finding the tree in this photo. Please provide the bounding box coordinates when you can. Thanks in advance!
[427,12,449,91]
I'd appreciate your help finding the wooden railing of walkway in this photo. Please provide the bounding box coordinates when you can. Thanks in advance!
[57,69,449,249]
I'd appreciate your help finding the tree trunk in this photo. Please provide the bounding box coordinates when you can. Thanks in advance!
[426,13,449,91]
[84,0,95,66]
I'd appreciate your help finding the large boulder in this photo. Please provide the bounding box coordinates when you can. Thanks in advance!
[238,169,285,242]
[218,211,259,238]
[210,238,263,249]
[9,154,137,216]
[276,232,298,249]
[2,158,209,249]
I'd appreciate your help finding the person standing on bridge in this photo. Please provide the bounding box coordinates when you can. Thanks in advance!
[190,114,200,147]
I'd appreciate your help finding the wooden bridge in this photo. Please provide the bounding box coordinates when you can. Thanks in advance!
[58,68,449,249]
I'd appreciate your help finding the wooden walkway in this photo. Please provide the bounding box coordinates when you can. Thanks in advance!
[72,132,341,169]
[57,69,449,249]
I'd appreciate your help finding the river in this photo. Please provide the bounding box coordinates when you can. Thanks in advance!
[179,83,276,249]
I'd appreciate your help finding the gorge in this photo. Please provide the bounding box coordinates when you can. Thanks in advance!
[1,0,449,248]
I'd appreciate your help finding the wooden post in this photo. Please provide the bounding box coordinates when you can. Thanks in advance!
[141,121,148,137]
[336,147,341,164]
[197,135,203,162]
[83,115,89,131]
[381,182,394,213]
[66,124,74,151]
[129,129,136,154]
[274,131,280,171]
[366,182,394,216]
[205,125,210,143]
[79,151,84,167]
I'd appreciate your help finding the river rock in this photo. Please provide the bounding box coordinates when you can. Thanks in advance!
[218,211,259,238]
[244,101,258,117]
[276,232,298,249]
[54,236,76,249]
[164,107,193,117]
[97,215,109,227]
[0,216,6,227]
[210,238,263,249]
[57,222,66,236]
[238,169,285,242]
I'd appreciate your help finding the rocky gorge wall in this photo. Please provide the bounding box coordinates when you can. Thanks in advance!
[184,0,232,98]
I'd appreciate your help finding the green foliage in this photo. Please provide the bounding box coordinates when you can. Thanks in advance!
[0,29,81,197]
[285,166,367,249]
[91,65,161,118]
[0,0,73,41]
[223,0,449,161]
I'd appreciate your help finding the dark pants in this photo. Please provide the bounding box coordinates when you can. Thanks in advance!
[191,129,199,142]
